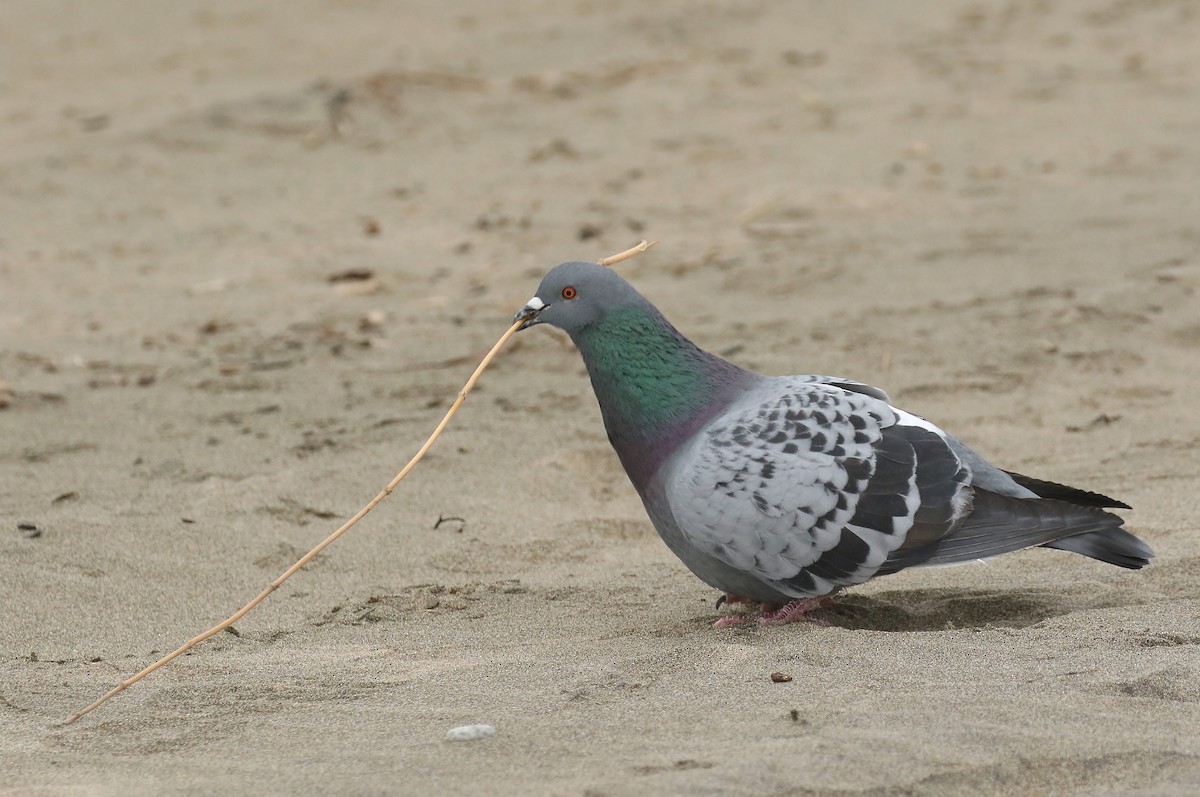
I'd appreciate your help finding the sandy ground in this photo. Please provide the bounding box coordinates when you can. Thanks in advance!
[3,1,1199,794]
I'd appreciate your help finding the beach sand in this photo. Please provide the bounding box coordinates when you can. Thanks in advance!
[2,1,1199,794]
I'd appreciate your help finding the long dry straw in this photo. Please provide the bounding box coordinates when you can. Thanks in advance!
[599,239,656,266]
[63,241,656,725]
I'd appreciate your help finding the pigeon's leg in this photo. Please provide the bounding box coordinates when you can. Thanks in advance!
[713,595,834,628]
[712,594,757,628]
[757,597,833,626]
[715,593,753,609]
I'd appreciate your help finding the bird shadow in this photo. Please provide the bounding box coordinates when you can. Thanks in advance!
[819,587,1085,632]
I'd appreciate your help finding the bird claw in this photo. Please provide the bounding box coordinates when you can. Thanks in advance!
[757,597,833,626]
[712,612,753,628]
[713,596,833,628]
[715,593,752,610]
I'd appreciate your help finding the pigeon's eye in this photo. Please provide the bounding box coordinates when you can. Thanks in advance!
[561,286,578,300]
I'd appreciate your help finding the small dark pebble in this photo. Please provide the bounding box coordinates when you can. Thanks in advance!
[181,518,196,524]
[577,224,602,240]
[52,491,79,504]
[224,626,241,637]
[790,709,801,722]
[771,672,793,683]
[18,522,42,538]
[327,268,375,283]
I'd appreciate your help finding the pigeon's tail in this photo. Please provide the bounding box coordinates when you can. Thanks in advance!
[1002,470,1131,509]
[998,471,1150,569]
[1041,528,1152,569]
[881,490,1152,573]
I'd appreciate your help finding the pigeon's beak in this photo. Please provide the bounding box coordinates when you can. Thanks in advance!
[513,296,546,330]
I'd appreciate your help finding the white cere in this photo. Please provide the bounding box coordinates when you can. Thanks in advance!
[524,296,546,310]
[445,724,496,742]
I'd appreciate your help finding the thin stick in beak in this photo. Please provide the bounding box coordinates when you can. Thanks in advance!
[599,240,658,267]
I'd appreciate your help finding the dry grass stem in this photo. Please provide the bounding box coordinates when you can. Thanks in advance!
[599,239,657,266]
[64,241,657,726]
[64,318,526,725]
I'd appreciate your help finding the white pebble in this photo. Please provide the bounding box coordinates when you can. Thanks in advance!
[445,724,496,742]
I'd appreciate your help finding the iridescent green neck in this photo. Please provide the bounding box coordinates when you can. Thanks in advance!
[572,304,747,486]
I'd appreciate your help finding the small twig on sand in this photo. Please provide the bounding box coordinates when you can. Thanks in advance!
[63,241,657,726]
[735,196,780,226]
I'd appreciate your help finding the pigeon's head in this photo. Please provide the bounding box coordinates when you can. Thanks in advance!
[514,261,644,336]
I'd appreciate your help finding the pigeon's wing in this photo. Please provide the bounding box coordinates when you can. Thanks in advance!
[795,374,891,403]
[878,490,1147,571]
[666,380,973,598]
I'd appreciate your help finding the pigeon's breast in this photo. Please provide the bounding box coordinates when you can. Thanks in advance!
[642,452,799,603]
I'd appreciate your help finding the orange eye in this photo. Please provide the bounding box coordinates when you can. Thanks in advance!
[561,285,577,300]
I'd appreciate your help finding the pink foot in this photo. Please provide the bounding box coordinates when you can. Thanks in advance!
[713,596,833,628]
[712,594,755,628]
[757,597,833,626]
[713,613,753,628]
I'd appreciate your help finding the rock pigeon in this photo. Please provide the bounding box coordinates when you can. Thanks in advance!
[514,262,1152,626]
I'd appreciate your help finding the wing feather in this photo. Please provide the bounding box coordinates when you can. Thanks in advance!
[667,379,973,597]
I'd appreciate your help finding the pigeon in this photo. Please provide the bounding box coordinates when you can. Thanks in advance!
[514,261,1152,626]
